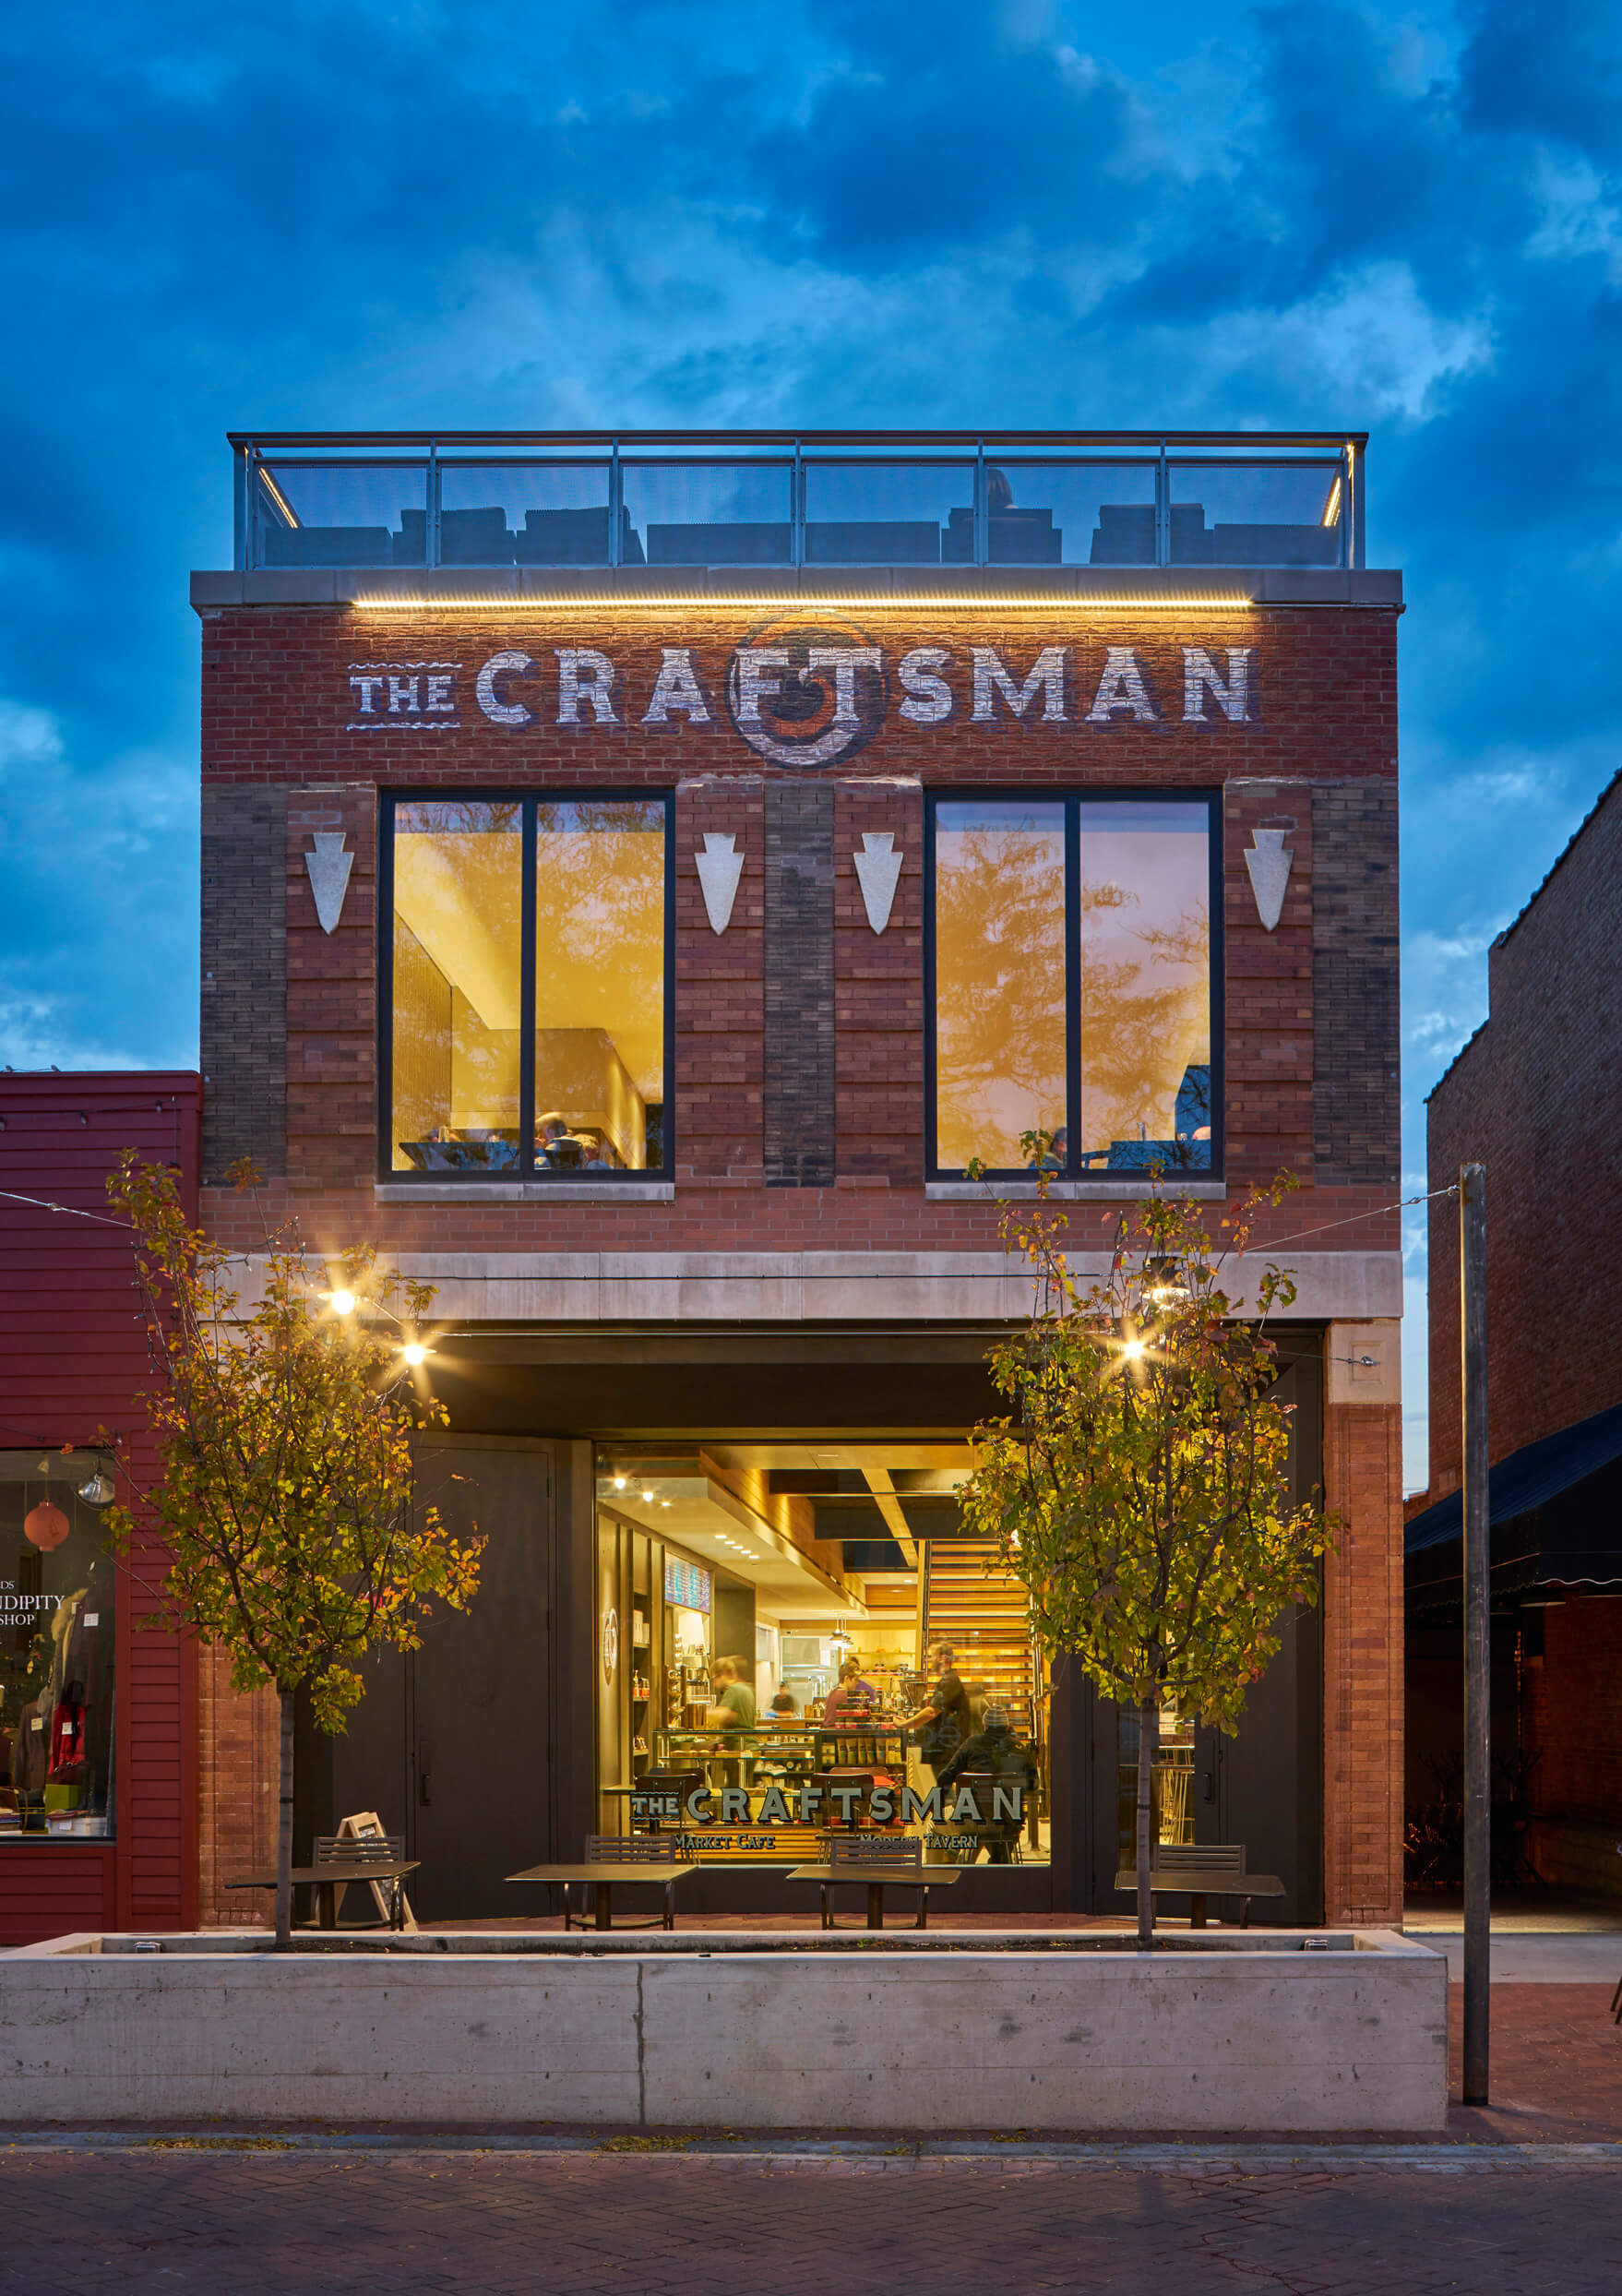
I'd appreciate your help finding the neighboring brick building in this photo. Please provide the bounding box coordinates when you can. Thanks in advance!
[0,1071,201,1943]
[1411,773,1622,1899]
[194,430,1405,1924]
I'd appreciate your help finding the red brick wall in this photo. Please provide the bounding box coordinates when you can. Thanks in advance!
[1523,1596,1622,1899]
[1426,779,1622,1490]
[1323,1400,1404,1924]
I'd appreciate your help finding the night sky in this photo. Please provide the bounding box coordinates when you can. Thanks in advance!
[4,1,1618,1488]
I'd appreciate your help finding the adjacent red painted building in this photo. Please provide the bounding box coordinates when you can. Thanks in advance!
[0,1070,200,1943]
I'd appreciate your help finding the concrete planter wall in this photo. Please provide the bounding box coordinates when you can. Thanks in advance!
[0,1931,1447,2133]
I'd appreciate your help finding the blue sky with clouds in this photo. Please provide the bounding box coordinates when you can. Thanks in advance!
[3,0,1618,1485]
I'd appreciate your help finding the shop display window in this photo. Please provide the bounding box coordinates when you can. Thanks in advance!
[0,1453,116,1840]
[592,1444,1050,1869]
[930,794,1216,1178]
[382,792,672,1179]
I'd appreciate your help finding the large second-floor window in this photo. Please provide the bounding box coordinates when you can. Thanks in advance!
[929,794,1218,1178]
[382,793,672,1180]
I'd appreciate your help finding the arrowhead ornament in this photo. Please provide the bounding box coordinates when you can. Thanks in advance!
[305,832,354,934]
[853,831,902,934]
[1243,827,1294,932]
[695,832,744,935]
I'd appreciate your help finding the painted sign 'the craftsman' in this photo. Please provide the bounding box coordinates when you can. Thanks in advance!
[346,624,1254,768]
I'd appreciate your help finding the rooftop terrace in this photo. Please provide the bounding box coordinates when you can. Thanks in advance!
[230,429,1367,576]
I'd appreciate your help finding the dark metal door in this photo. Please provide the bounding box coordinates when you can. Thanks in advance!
[405,1439,555,1920]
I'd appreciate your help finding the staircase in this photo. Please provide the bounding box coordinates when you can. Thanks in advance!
[920,1537,1041,1744]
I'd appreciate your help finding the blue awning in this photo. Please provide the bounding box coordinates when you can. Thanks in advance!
[1406,1402,1622,1600]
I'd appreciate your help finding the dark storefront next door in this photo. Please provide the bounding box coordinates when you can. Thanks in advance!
[318,1437,562,1922]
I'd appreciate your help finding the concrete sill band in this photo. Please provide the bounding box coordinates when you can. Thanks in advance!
[2,1928,1447,2134]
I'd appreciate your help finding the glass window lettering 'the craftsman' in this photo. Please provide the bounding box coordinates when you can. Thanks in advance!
[388,795,668,1178]
[932,796,1214,1178]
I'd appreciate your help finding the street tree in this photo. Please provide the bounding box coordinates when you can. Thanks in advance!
[959,1154,1332,1944]
[105,1155,483,1945]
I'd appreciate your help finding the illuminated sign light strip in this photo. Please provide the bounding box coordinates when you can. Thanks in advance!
[349,593,1258,615]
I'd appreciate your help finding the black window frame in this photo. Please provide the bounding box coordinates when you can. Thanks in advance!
[924,787,1223,1182]
[376,786,676,1186]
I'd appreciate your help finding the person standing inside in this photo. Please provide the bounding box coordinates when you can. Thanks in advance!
[900,1643,972,1800]
[821,1660,876,1725]
[707,1655,757,1790]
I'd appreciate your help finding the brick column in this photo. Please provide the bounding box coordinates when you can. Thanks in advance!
[1321,1343,1404,1924]
[674,774,764,1185]
[196,1650,278,1929]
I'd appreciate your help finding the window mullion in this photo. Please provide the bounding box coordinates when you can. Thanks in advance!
[519,795,538,1177]
[1065,797,1083,1177]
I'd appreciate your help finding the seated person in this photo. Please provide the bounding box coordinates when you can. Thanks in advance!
[933,1704,1039,1864]
[769,1688,798,1721]
[536,1110,590,1168]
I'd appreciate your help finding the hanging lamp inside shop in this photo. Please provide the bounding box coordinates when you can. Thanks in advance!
[25,1499,70,1551]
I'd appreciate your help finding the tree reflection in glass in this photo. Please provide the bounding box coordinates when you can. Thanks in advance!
[534,800,666,1173]
[934,803,1067,1172]
[1078,804,1211,1170]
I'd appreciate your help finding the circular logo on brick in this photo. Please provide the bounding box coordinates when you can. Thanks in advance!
[725,615,889,769]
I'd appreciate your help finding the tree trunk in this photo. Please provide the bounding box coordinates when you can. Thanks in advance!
[1135,1694,1159,1948]
[274,1687,295,1949]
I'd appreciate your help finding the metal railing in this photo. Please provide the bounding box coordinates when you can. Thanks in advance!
[230,429,1366,575]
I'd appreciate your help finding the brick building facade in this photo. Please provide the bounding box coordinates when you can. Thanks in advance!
[192,431,1405,1926]
[1413,773,1622,1898]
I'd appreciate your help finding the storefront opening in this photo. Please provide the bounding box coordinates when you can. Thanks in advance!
[593,1442,1050,1869]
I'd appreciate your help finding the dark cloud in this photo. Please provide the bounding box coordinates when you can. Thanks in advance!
[1,0,1620,1466]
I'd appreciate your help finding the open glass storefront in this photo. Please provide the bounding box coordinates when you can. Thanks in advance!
[592,1442,1050,1868]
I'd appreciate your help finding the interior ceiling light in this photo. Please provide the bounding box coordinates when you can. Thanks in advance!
[613,1476,626,1489]
[642,1489,655,1502]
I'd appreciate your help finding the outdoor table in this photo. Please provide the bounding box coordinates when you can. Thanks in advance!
[225,1859,419,1931]
[788,1861,964,1931]
[506,1860,701,1931]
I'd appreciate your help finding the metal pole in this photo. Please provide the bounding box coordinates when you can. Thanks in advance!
[1461,1161,1490,2104]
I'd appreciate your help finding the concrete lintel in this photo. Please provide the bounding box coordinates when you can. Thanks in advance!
[372,1248,1401,1327]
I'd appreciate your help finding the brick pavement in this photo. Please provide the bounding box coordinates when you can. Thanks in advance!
[2,2145,1620,2296]
[2,1982,1617,2292]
